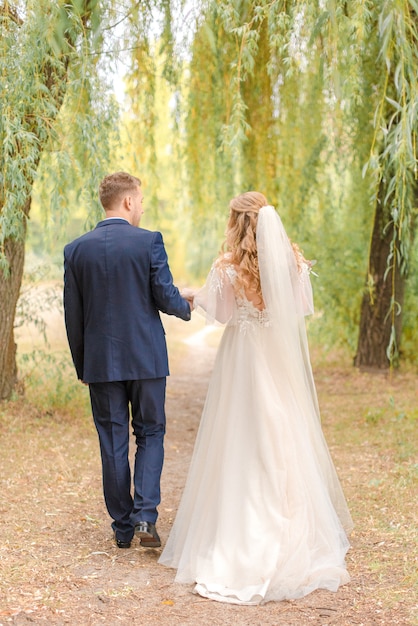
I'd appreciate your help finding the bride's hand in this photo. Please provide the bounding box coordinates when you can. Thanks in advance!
[181,287,195,298]
[291,241,317,273]
[181,288,196,309]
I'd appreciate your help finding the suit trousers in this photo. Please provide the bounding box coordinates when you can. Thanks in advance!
[89,378,166,543]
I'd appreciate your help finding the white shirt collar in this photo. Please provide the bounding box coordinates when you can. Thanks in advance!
[102,217,129,223]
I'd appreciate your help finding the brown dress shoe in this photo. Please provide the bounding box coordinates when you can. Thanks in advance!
[135,521,161,548]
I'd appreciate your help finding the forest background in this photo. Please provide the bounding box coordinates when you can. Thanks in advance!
[1,0,417,401]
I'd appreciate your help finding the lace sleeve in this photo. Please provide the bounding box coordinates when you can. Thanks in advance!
[194,263,236,325]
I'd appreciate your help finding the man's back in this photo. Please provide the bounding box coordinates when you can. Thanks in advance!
[64,218,190,383]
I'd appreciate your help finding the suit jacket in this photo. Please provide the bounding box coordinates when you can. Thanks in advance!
[63,218,191,383]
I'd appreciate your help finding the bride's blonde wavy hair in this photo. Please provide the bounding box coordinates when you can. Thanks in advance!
[217,191,268,303]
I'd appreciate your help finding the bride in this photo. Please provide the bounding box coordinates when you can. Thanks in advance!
[159,192,353,605]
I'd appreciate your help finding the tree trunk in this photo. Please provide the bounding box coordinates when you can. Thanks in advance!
[0,224,27,399]
[354,184,406,370]
[0,1,98,399]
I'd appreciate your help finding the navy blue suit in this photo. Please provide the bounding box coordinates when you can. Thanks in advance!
[64,218,190,542]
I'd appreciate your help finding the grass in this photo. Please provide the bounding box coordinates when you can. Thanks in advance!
[313,360,418,622]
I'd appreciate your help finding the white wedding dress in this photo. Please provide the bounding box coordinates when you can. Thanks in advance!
[159,207,353,605]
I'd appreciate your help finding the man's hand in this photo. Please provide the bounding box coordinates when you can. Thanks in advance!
[181,287,196,310]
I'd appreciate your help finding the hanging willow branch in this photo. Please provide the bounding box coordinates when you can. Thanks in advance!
[121,0,417,363]
[362,0,418,362]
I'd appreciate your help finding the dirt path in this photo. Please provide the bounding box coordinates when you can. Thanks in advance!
[0,315,416,625]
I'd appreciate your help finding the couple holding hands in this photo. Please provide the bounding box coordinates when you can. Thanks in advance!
[64,171,352,605]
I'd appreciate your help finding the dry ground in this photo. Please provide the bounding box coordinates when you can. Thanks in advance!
[0,306,417,625]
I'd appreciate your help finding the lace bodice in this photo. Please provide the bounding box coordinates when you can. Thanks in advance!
[225,266,271,332]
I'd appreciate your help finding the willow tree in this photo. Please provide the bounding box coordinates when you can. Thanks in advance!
[0,0,117,400]
[353,2,418,368]
[123,2,242,276]
[136,0,416,367]
[219,1,417,368]
[146,0,373,341]
[123,1,347,275]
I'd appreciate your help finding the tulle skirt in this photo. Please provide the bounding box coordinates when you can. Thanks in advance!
[159,323,352,604]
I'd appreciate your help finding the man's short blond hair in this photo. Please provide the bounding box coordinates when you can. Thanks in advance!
[99,172,141,210]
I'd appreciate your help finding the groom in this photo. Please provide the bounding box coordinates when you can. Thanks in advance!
[63,171,192,549]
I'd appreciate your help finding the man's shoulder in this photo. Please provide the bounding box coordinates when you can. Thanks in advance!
[135,228,163,244]
[64,227,98,253]
[136,226,161,236]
